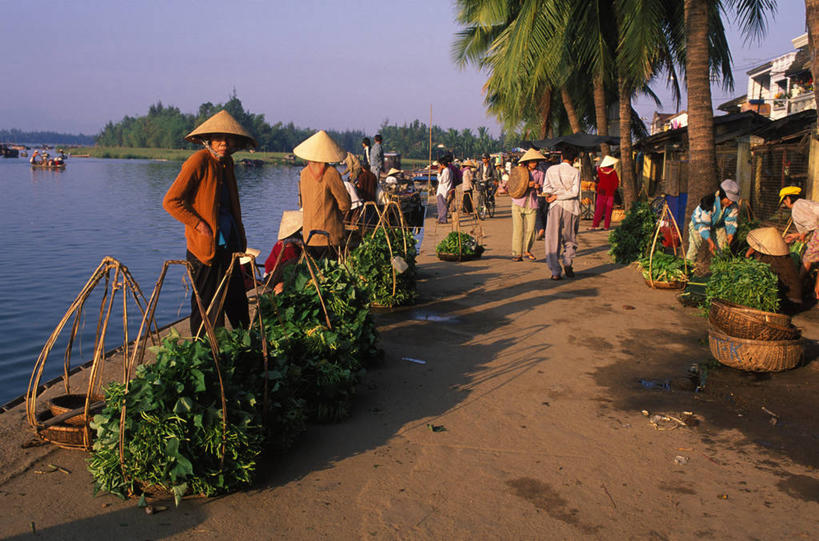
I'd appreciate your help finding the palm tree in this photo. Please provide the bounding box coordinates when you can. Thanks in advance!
[683,0,775,222]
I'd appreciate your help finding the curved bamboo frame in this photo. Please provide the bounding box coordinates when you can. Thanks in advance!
[647,199,688,289]
[26,257,154,450]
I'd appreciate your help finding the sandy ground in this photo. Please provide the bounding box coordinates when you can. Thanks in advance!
[1,196,818,540]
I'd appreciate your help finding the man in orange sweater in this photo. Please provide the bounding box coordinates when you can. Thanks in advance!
[163,110,256,336]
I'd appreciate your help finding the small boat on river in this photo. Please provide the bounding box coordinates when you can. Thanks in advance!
[31,162,66,170]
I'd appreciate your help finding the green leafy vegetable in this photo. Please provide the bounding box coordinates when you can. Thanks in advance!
[436,232,484,256]
[704,257,780,313]
[637,252,689,283]
[348,227,417,307]
[609,202,656,264]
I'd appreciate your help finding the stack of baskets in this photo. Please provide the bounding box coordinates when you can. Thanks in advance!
[707,299,803,372]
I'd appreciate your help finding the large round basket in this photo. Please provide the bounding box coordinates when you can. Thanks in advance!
[48,394,104,426]
[643,276,686,290]
[708,324,803,372]
[708,299,798,341]
[506,165,529,199]
[437,251,482,262]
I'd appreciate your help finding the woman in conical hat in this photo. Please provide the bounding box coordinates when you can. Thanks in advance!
[163,109,255,336]
[511,148,546,262]
[745,226,803,305]
[589,155,620,231]
[293,130,351,258]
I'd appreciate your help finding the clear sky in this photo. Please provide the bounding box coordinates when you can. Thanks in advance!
[0,0,809,137]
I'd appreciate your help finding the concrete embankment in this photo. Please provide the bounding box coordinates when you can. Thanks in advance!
[1,197,818,539]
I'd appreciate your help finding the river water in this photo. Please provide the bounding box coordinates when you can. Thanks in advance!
[0,157,300,405]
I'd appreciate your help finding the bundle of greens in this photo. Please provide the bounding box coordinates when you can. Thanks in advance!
[637,252,689,283]
[88,328,266,505]
[732,218,760,255]
[348,227,417,307]
[704,256,780,313]
[259,258,380,423]
[436,232,484,257]
[608,202,656,264]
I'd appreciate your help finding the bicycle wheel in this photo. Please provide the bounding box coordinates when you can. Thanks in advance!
[487,196,496,218]
[477,192,487,220]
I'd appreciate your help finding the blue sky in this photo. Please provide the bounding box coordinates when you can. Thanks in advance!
[0,0,808,136]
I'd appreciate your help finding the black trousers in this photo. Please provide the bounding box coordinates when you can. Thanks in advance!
[187,249,249,337]
[535,196,549,233]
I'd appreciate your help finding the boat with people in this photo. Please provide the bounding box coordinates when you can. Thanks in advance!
[29,150,66,169]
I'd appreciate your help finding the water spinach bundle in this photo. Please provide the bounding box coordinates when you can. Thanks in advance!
[258,258,381,423]
[608,202,656,264]
[349,227,417,307]
[88,328,267,505]
[436,232,484,257]
[637,252,689,283]
[704,257,780,313]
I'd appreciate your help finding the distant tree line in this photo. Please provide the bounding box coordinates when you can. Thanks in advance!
[0,129,95,145]
[94,93,513,159]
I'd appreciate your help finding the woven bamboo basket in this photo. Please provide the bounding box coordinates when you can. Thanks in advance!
[35,410,93,450]
[437,251,483,262]
[708,324,803,372]
[708,299,798,341]
[643,276,686,290]
[48,394,104,426]
[610,208,625,222]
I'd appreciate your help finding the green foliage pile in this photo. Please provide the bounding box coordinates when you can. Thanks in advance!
[436,232,484,256]
[258,259,380,423]
[637,252,689,283]
[89,258,380,503]
[349,227,417,307]
[704,257,780,313]
[608,202,656,264]
[88,328,267,504]
[732,218,760,254]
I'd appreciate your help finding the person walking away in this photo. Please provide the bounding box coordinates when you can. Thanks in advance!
[361,137,371,169]
[461,160,475,213]
[370,134,384,179]
[685,179,740,261]
[436,154,454,224]
[590,155,620,231]
[543,146,581,279]
[294,130,352,259]
[163,110,254,336]
[512,148,546,261]
[745,226,802,307]
[781,186,819,298]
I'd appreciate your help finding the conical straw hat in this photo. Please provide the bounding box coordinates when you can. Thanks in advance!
[519,148,546,163]
[747,227,788,256]
[277,210,303,240]
[600,155,618,168]
[386,167,402,176]
[185,110,257,148]
[293,130,346,163]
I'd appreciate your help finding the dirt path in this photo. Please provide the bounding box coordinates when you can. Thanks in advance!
[1,198,818,539]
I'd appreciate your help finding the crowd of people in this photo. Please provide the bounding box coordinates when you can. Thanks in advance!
[162,109,819,335]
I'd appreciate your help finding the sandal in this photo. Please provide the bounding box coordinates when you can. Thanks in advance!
[512,255,523,262]
[524,252,537,261]
[550,275,562,281]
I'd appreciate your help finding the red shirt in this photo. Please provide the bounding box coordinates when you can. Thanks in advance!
[264,241,301,276]
[597,167,619,195]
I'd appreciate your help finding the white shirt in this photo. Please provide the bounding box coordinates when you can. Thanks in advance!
[792,199,819,233]
[436,167,452,198]
[544,161,581,215]
[343,180,362,209]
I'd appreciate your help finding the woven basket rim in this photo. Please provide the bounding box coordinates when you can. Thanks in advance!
[708,324,802,346]
[710,299,788,321]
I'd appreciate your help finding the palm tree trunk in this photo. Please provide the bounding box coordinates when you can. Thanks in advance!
[539,87,552,139]
[618,76,636,210]
[561,87,583,134]
[684,0,718,229]
[594,71,610,157]
[807,0,819,128]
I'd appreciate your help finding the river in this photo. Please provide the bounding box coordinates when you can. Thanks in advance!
[0,157,300,405]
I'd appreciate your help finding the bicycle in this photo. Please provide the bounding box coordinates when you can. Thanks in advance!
[475,181,496,220]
